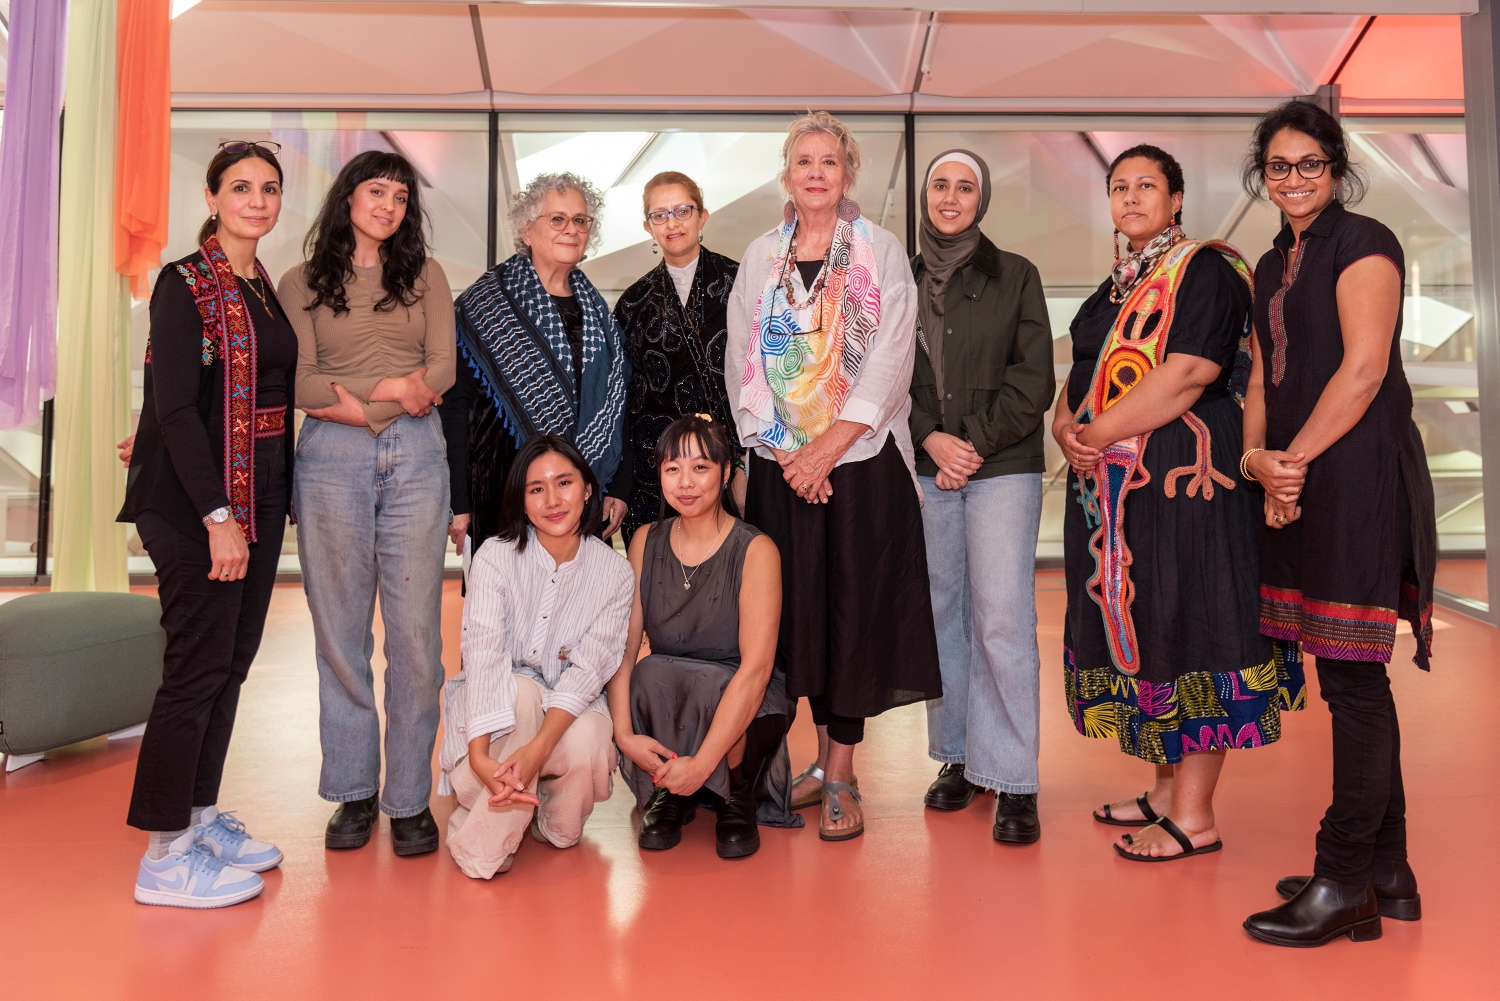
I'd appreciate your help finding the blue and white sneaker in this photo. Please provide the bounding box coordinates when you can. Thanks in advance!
[196,806,283,872]
[135,832,264,909]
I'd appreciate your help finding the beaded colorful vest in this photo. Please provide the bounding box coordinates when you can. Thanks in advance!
[1075,238,1253,675]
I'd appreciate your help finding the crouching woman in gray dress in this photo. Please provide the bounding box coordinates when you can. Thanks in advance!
[608,414,800,859]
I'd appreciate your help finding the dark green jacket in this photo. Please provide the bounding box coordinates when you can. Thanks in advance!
[908,236,1055,479]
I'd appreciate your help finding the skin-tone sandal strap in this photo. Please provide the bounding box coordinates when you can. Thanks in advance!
[1136,793,1159,823]
[1152,816,1195,855]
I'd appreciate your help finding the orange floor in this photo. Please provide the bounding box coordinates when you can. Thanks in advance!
[1,572,1495,1000]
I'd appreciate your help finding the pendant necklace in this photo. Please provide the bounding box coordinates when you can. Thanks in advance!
[676,515,733,591]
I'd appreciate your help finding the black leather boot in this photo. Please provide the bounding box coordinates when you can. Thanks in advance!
[1275,858,1421,920]
[638,787,695,851]
[992,792,1041,844]
[924,763,979,811]
[325,794,379,850]
[391,807,439,857]
[1244,876,1382,947]
[715,715,784,860]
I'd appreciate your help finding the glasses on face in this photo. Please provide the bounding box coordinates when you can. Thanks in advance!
[1264,158,1328,181]
[218,140,282,156]
[544,213,595,232]
[646,204,699,226]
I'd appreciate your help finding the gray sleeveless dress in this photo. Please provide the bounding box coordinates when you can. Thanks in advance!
[619,517,800,828]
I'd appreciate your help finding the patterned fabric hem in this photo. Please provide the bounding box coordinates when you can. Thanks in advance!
[1065,642,1307,765]
[1259,585,1397,663]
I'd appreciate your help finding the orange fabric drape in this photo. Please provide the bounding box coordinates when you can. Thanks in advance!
[114,0,172,300]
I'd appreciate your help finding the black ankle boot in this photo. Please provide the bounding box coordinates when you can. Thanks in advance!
[924,763,978,811]
[325,794,379,850]
[390,807,439,857]
[992,792,1041,844]
[1274,858,1421,921]
[715,714,785,860]
[638,787,694,851]
[1244,876,1382,947]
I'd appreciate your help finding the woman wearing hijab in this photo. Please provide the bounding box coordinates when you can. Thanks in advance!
[1053,144,1303,861]
[908,151,1056,843]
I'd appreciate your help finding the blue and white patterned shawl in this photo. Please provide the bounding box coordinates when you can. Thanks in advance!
[454,253,628,488]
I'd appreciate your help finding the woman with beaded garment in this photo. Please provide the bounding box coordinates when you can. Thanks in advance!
[441,173,630,551]
[280,151,456,858]
[614,172,743,543]
[1239,101,1437,949]
[726,111,942,842]
[1054,144,1304,862]
[610,415,797,859]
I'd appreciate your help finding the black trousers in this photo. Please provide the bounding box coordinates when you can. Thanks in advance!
[808,696,864,746]
[127,440,287,832]
[1312,656,1407,884]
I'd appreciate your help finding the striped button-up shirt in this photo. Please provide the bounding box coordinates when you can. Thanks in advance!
[439,531,634,780]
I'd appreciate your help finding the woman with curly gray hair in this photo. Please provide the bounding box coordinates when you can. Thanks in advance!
[442,173,632,548]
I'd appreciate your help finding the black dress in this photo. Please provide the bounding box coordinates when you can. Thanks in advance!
[1062,250,1303,764]
[613,250,742,543]
[1252,202,1437,667]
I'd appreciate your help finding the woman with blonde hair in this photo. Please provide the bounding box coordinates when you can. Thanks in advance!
[726,112,942,842]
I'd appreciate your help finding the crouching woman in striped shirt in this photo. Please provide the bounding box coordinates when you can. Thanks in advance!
[438,434,634,878]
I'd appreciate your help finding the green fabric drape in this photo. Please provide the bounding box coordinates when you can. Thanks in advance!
[53,0,130,593]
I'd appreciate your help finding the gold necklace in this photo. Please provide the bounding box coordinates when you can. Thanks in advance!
[674,515,733,591]
[239,272,269,310]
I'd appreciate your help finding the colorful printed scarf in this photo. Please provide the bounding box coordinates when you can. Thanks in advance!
[1110,224,1183,304]
[1077,237,1253,675]
[740,212,881,450]
[172,235,276,542]
[454,253,628,487]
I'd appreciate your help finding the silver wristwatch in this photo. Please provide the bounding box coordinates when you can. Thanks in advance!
[202,506,233,528]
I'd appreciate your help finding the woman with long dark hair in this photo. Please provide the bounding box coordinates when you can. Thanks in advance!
[1239,102,1436,948]
[608,415,797,860]
[278,150,456,858]
[613,172,742,542]
[120,141,295,907]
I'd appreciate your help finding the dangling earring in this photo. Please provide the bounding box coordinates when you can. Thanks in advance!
[783,201,796,227]
[837,197,861,222]
[651,242,659,255]
[1112,228,1122,265]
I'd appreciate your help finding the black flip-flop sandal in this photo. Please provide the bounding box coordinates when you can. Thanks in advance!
[1094,792,1159,828]
[1113,816,1223,862]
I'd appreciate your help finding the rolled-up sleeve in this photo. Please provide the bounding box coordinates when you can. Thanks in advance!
[840,232,918,436]
[540,559,634,717]
[460,543,520,741]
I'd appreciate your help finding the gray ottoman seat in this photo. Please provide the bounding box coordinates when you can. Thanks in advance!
[0,592,165,772]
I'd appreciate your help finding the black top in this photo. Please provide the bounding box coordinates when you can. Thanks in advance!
[1066,250,1244,413]
[794,259,824,288]
[612,249,742,543]
[908,235,1055,480]
[550,293,585,391]
[118,256,297,542]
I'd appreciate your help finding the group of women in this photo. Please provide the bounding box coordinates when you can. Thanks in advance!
[118,103,1434,949]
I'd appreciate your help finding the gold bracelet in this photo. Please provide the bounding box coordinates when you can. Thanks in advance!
[1240,448,1263,482]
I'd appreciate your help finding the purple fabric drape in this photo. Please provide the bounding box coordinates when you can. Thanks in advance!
[0,0,69,429]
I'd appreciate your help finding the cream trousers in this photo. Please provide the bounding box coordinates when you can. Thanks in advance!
[446,675,614,879]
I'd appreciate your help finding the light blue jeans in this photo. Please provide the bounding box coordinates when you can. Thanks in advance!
[921,472,1043,794]
[295,412,450,818]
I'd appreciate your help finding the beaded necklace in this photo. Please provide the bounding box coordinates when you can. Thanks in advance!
[779,239,833,310]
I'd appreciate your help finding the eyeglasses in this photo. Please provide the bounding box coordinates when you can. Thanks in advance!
[218,140,282,156]
[646,204,699,226]
[544,213,595,232]
[1264,158,1328,180]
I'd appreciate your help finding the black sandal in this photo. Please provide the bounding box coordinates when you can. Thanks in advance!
[1114,816,1223,862]
[1094,792,1159,828]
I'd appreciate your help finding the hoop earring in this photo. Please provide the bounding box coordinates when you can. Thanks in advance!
[651,242,659,255]
[837,197,860,222]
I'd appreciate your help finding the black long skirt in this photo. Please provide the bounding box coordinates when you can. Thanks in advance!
[744,435,942,720]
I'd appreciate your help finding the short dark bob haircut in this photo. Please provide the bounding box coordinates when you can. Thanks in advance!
[495,434,602,552]
[1106,144,1185,225]
[1241,100,1366,205]
[654,414,742,521]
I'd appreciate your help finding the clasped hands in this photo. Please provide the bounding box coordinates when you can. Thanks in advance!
[305,367,441,426]
[770,443,834,504]
[471,741,548,809]
[923,431,983,490]
[616,732,708,796]
[1246,448,1308,529]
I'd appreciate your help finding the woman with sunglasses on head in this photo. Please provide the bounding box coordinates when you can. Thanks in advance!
[1054,144,1303,864]
[1239,102,1436,948]
[608,415,797,860]
[278,150,456,858]
[119,140,294,908]
[442,173,630,551]
[439,435,633,879]
[613,172,743,543]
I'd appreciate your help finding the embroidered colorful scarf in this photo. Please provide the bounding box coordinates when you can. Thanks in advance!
[454,253,628,487]
[1077,237,1253,675]
[740,212,881,450]
[173,235,275,542]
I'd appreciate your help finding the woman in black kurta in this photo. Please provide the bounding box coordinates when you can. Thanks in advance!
[1055,144,1302,863]
[1240,102,1436,949]
[613,171,742,543]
